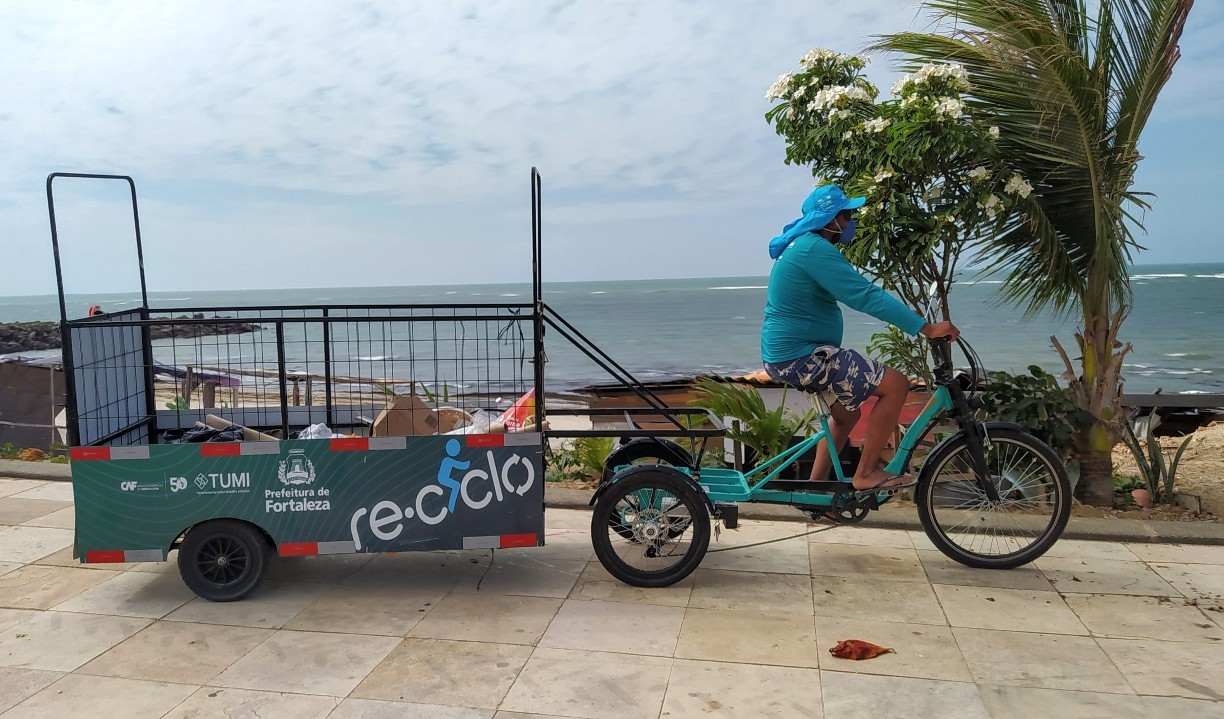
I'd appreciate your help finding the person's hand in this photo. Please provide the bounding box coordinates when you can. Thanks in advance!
[921,321,960,341]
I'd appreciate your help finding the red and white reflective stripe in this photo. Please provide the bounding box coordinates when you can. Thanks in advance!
[278,540,356,557]
[70,446,151,461]
[465,434,503,448]
[238,442,280,455]
[461,533,540,550]
[84,548,162,563]
[329,437,368,452]
[199,443,241,457]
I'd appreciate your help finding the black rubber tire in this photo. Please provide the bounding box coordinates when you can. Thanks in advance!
[177,519,269,602]
[591,468,710,588]
[915,427,1071,569]
[600,438,695,484]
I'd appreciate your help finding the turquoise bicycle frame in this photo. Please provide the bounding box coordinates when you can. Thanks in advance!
[695,385,954,509]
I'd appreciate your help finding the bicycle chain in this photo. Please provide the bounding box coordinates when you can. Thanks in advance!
[705,522,841,553]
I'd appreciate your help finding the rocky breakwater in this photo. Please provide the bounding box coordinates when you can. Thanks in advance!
[0,315,262,354]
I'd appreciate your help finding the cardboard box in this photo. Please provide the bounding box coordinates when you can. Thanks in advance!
[371,394,441,437]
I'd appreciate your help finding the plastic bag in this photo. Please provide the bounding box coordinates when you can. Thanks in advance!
[445,409,496,435]
[498,389,536,430]
[296,423,336,440]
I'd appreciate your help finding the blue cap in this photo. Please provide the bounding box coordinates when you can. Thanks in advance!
[768,185,867,259]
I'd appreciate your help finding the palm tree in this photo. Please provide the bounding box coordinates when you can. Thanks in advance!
[877,0,1192,506]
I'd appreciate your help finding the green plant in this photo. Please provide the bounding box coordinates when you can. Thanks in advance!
[880,0,1191,507]
[0,443,20,460]
[691,377,817,468]
[547,436,616,484]
[868,325,933,387]
[1121,420,1192,505]
[165,395,189,411]
[980,366,1093,460]
[49,455,70,464]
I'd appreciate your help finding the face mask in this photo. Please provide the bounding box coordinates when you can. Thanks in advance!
[836,218,857,244]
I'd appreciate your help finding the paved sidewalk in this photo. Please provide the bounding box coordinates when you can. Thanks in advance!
[0,476,1221,718]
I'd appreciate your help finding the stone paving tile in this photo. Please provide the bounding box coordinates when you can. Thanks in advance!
[977,684,1224,719]
[77,620,273,684]
[0,611,150,671]
[1147,561,1224,601]
[0,561,20,579]
[352,637,530,708]
[822,672,989,719]
[0,480,47,499]
[816,616,972,682]
[675,608,821,668]
[1062,593,1224,642]
[408,592,562,646]
[541,509,593,531]
[0,564,119,610]
[1036,556,1181,596]
[163,687,339,719]
[1097,637,1224,701]
[500,647,671,719]
[52,569,196,618]
[494,713,574,719]
[18,505,74,529]
[691,568,814,615]
[662,658,822,718]
[9,482,74,502]
[342,550,492,592]
[263,553,375,585]
[212,629,400,697]
[809,526,914,549]
[1040,538,1141,562]
[451,552,586,598]
[1127,543,1224,565]
[699,536,812,574]
[539,598,685,656]
[333,697,493,718]
[933,584,1087,635]
[0,498,72,525]
[569,560,694,607]
[0,525,74,564]
[0,608,37,633]
[917,550,1056,591]
[812,574,946,625]
[809,543,927,582]
[164,580,331,628]
[0,667,62,714]
[2,673,197,719]
[283,584,442,636]
[502,535,595,562]
[954,627,1130,693]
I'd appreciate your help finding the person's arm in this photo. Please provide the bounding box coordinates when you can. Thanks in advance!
[807,243,927,336]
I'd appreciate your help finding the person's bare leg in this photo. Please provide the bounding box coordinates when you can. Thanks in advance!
[809,402,860,481]
[852,367,911,490]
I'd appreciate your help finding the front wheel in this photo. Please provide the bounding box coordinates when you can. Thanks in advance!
[591,467,710,588]
[915,427,1070,569]
[178,519,269,601]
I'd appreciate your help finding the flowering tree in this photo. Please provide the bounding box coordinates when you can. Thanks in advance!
[765,49,1033,322]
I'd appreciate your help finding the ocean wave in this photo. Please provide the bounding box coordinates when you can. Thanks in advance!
[707,285,767,290]
[1194,273,1224,279]
[500,293,520,297]
[355,355,390,361]
[1131,273,1187,280]
[589,291,607,295]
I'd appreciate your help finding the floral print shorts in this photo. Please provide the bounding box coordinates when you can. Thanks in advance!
[763,345,886,413]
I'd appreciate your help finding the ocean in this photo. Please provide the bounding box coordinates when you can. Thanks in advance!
[2,263,1223,395]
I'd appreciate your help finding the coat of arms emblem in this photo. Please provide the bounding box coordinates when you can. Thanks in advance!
[278,449,316,486]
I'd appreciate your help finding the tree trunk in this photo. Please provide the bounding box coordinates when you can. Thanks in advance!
[1076,446,1115,508]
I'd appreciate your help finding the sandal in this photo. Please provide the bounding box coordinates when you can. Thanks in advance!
[852,474,916,499]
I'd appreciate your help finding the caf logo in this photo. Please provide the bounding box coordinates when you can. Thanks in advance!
[278,449,316,486]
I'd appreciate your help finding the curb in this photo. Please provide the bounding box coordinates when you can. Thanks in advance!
[0,458,71,482]
[543,486,1224,546]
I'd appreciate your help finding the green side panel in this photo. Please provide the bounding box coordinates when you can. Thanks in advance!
[71,437,544,557]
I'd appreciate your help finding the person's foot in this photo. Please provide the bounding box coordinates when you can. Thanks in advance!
[851,470,912,492]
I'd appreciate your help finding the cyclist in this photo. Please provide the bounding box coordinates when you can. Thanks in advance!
[761,185,958,491]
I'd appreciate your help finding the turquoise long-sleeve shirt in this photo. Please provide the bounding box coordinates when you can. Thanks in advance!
[761,233,926,363]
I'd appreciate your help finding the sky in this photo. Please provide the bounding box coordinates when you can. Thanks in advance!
[2,0,1222,298]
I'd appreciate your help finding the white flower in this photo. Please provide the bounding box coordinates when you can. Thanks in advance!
[978,194,1001,217]
[766,73,793,101]
[863,117,890,133]
[891,74,912,96]
[842,130,854,140]
[988,126,1000,139]
[1004,173,1033,198]
[913,62,970,90]
[874,169,894,183]
[793,85,807,99]
[934,96,965,120]
[800,47,849,68]
[939,213,956,223]
[966,166,990,181]
[901,94,920,108]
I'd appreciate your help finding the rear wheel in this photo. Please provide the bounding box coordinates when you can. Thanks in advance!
[178,519,269,601]
[592,468,710,588]
[916,427,1070,569]
[601,439,696,542]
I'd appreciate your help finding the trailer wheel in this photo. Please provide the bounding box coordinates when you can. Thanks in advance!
[178,519,269,602]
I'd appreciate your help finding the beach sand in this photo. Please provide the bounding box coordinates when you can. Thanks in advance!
[1113,423,1224,518]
